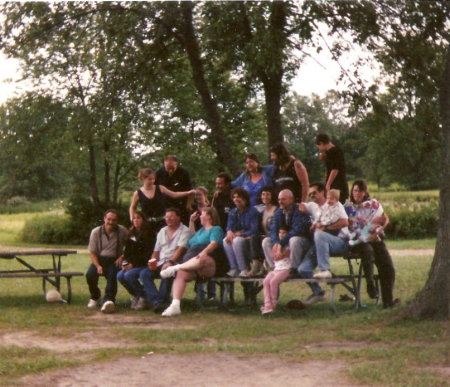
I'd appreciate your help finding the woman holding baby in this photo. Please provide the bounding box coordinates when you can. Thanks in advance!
[344,180,397,308]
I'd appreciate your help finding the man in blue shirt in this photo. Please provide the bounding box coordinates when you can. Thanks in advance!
[262,189,311,271]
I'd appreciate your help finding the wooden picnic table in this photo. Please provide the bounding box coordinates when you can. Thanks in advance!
[0,249,82,303]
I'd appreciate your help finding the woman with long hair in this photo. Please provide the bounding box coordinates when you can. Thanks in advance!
[270,143,309,203]
[159,207,228,316]
[117,211,154,310]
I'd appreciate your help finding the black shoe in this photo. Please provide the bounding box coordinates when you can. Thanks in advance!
[153,302,167,314]
[383,298,401,309]
[367,286,379,300]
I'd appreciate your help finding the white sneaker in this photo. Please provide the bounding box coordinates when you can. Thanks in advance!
[226,269,239,277]
[161,303,181,317]
[130,296,139,310]
[101,300,115,313]
[239,270,252,278]
[313,270,332,279]
[134,297,147,310]
[160,265,178,279]
[303,293,326,305]
[87,299,98,309]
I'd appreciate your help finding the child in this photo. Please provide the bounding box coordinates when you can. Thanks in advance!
[261,226,291,315]
[349,216,385,246]
[312,189,344,236]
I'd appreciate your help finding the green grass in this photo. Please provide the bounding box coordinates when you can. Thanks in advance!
[0,206,446,385]
[0,250,447,386]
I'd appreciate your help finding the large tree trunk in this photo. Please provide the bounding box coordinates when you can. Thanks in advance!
[179,2,240,176]
[406,45,450,319]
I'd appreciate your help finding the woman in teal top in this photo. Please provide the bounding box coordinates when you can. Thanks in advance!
[159,207,228,316]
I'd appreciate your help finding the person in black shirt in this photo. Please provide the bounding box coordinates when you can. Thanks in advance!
[211,172,234,231]
[315,134,349,204]
[155,155,193,225]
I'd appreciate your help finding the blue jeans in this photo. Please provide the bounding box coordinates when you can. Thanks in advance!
[139,267,173,306]
[85,256,118,303]
[298,231,348,295]
[117,266,146,298]
[223,236,252,271]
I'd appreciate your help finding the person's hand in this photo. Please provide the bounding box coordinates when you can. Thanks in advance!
[190,211,200,222]
[161,261,172,270]
[298,203,307,213]
[123,262,133,271]
[114,257,123,268]
[316,222,325,231]
[225,231,234,243]
[96,265,103,275]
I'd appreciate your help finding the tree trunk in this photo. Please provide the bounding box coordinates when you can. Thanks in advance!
[262,74,284,147]
[179,2,240,176]
[406,45,450,319]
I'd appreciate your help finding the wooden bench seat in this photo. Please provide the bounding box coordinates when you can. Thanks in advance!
[196,253,380,313]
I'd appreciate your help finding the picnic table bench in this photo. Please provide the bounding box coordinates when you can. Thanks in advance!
[0,249,83,304]
[197,251,380,313]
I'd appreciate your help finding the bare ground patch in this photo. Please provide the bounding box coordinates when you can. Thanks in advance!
[19,353,365,387]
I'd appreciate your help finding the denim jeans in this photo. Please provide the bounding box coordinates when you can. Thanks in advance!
[139,267,173,306]
[262,236,310,270]
[117,266,146,298]
[297,231,348,295]
[85,256,118,303]
[223,236,252,271]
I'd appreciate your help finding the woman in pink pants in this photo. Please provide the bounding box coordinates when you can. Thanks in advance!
[261,226,291,314]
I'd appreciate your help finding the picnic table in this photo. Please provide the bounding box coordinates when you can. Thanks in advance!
[0,249,83,303]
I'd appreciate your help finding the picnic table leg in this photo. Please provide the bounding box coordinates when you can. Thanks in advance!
[328,283,337,313]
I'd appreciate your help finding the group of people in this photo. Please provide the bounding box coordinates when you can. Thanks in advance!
[85,134,397,316]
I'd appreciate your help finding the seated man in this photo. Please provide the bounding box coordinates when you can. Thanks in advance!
[86,209,128,313]
[139,207,191,313]
[262,189,311,273]
[298,183,349,305]
[223,187,260,277]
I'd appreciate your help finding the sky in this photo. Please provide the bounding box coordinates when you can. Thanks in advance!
[0,44,378,104]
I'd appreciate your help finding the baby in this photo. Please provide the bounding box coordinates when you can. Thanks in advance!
[312,189,344,236]
[349,216,386,246]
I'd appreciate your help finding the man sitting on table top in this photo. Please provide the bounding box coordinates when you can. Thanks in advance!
[86,209,128,313]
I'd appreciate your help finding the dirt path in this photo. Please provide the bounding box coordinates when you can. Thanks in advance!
[19,352,362,387]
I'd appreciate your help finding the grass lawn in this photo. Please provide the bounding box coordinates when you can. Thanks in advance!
[0,211,446,385]
[0,248,447,386]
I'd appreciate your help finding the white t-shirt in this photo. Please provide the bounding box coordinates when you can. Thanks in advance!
[154,224,191,265]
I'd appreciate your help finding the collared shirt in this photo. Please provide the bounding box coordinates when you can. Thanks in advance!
[154,223,191,265]
[269,205,311,247]
[226,206,260,237]
[88,225,128,258]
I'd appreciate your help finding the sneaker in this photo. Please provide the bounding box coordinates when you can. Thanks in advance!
[153,302,167,314]
[250,262,262,276]
[101,300,115,313]
[226,269,239,277]
[134,297,147,310]
[87,299,98,309]
[160,265,178,279]
[313,270,332,279]
[303,293,326,305]
[162,303,181,317]
[130,296,139,310]
[239,269,252,278]
[261,308,273,315]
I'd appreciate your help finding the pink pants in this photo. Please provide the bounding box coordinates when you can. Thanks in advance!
[262,269,290,310]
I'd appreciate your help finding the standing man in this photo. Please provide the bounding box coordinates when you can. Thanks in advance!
[86,209,128,313]
[140,207,191,313]
[155,154,193,224]
[262,189,311,272]
[315,134,349,203]
[211,172,234,231]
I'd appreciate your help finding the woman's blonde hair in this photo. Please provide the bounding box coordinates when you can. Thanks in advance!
[201,207,220,226]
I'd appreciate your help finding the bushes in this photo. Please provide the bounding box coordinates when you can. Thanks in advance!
[21,214,73,244]
[20,194,129,245]
[386,204,438,239]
